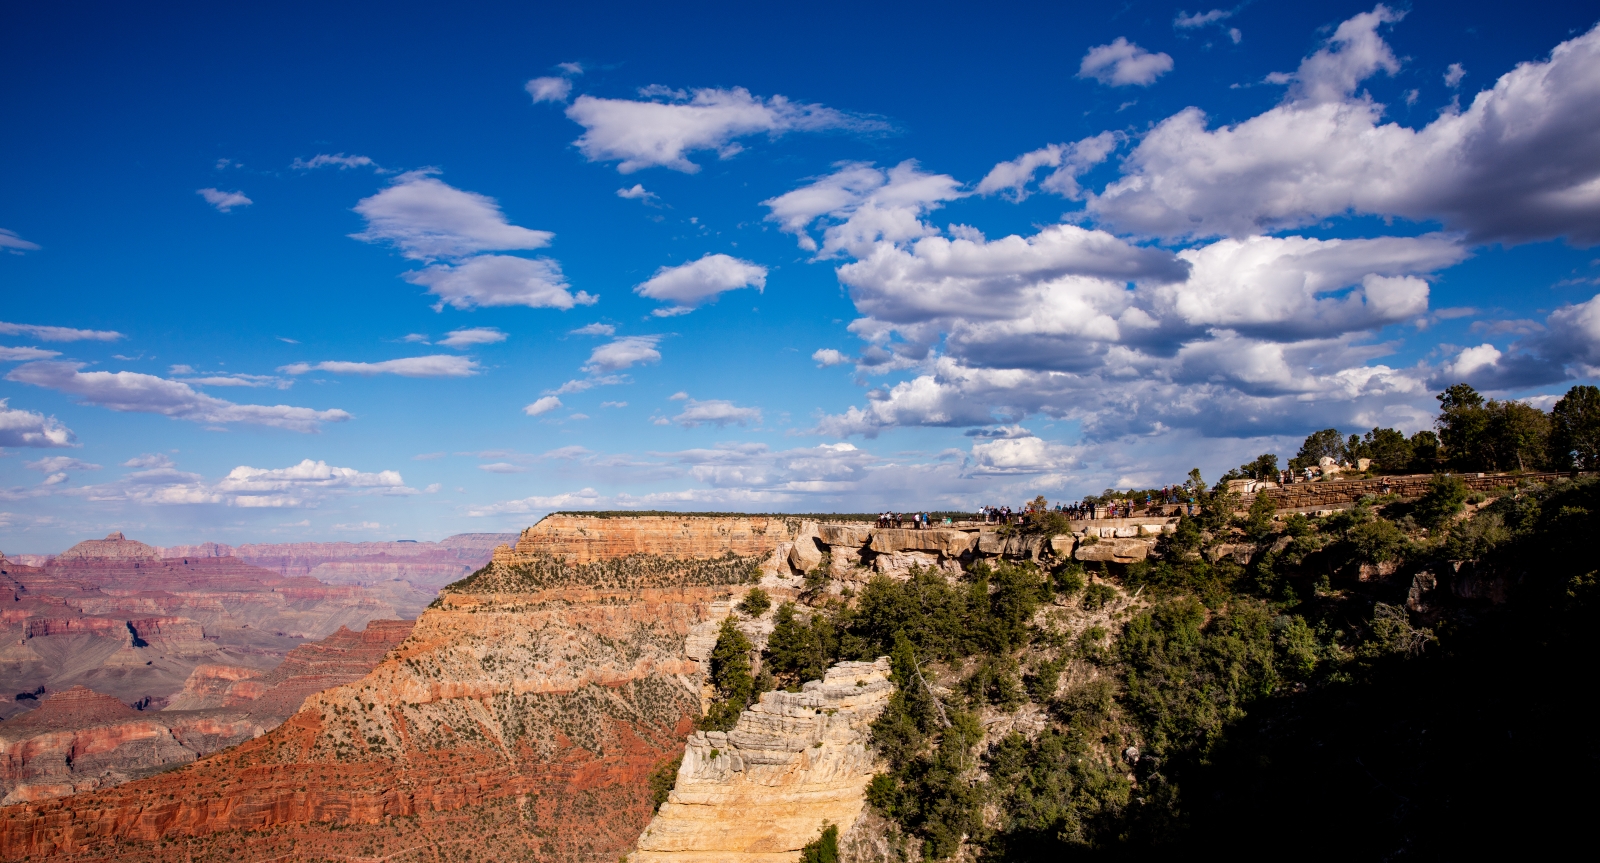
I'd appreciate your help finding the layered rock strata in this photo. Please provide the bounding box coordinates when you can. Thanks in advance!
[0,555,750,861]
[0,620,413,805]
[506,515,800,566]
[160,533,516,613]
[633,659,893,863]
[0,533,411,721]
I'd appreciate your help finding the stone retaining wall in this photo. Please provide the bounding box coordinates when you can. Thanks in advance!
[1243,471,1579,512]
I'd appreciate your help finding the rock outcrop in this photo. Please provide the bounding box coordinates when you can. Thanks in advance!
[633,659,893,863]
[508,515,800,566]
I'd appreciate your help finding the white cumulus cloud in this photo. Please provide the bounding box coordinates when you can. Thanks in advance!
[0,399,76,448]
[1089,8,1600,245]
[670,398,762,428]
[405,255,593,311]
[0,347,60,361]
[582,336,662,373]
[1078,38,1174,87]
[437,327,507,348]
[762,161,965,257]
[352,173,553,260]
[526,76,573,103]
[634,254,766,315]
[524,396,563,416]
[566,86,877,173]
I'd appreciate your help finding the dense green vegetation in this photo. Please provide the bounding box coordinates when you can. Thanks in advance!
[737,471,1598,860]
[698,618,757,732]
[799,824,839,863]
[445,551,760,593]
[1245,383,1600,479]
[647,754,682,812]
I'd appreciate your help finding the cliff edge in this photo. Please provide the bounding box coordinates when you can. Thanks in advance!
[634,659,893,863]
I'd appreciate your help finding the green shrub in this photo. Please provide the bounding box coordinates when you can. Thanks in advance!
[1081,583,1116,611]
[961,655,1024,710]
[1414,474,1469,529]
[698,618,754,731]
[736,587,771,618]
[1024,657,1065,701]
[647,754,682,812]
[799,824,838,863]
[1053,565,1085,596]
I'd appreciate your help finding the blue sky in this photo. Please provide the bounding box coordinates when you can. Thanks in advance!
[4,0,1600,550]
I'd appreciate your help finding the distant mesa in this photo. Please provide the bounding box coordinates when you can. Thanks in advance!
[54,531,160,564]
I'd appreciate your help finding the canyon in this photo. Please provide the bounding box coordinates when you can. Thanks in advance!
[0,513,1145,861]
[0,487,1464,861]
[0,619,412,805]
[0,532,421,719]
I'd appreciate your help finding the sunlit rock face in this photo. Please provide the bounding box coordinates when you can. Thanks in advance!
[633,659,894,863]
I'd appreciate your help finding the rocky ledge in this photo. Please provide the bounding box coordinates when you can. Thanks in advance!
[633,659,893,863]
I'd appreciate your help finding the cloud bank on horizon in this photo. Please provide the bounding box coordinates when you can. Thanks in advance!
[5,2,1600,548]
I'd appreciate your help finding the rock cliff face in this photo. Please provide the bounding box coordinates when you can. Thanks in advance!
[0,687,191,805]
[0,533,413,721]
[0,620,413,805]
[508,515,799,565]
[0,521,768,862]
[633,659,893,863]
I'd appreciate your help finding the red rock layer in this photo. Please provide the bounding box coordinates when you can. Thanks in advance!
[0,587,719,861]
[0,536,414,720]
[0,620,416,807]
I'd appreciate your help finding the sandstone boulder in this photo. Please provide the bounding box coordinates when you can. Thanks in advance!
[1407,569,1438,612]
[1050,535,1076,557]
[874,550,960,579]
[1357,559,1399,581]
[976,532,1046,558]
[1075,538,1152,564]
[827,546,865,581]
[816,524,872,548]
[787,522,824,573]
[869,528,975,557]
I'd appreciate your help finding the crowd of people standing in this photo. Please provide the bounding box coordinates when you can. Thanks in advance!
[877,512,938,529]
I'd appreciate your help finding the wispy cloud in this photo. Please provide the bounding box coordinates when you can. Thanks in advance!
[566,86,885,173]
[0,229,41,254]
[292,153,381,171]
[0,321,124,342]
[6,362,348,433]
[437,327,507,348]
[280,355,480,378]
[197,188,253,212]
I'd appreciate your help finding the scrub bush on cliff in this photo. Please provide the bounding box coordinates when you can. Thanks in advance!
[698,618,754,731]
